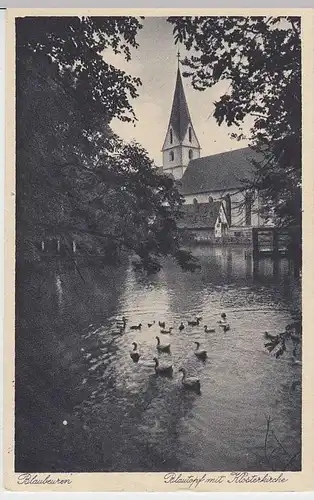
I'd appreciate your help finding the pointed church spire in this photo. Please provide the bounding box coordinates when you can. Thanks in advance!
[161,54,201,179]
[167,65,192,144]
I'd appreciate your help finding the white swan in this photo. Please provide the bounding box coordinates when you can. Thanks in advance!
[178,368,201,393]
[156,336,171,353]
[194,342,207,360]
[153,357,173,376]
[130,342,140,362]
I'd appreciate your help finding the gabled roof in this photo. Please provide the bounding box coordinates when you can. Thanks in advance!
[179,147,263,195]
[178,200,224,229]
[166,67,192,144]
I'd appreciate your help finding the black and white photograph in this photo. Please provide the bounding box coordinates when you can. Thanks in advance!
[8,10,307,486]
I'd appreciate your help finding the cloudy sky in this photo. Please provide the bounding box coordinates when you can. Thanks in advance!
[104,17,249,165]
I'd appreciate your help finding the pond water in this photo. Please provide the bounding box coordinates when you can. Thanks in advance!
[15,246,301,473]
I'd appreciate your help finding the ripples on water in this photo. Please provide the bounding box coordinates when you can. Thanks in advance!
[15,246,301,472]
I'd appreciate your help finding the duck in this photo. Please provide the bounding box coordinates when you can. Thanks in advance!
[204,325,215,333]
[188,318,200,327]
[196,316,203,322]
[158,321,166,328]
[194,342,207,360]
[222,324,230,332]
[178,368,201,393]
[179,322,185,331]
[130,323,142,330]
[153,357,173,376]
[148,321,155,328]
[218,313,227,325]
[130,342,140,362]
[156,336,171,353]
[160,327,173,334]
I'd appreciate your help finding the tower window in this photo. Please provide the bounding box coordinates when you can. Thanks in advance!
[170,129,173,144]
[169,151,174,161]
[188,149,193,160]
[188,127,192,142]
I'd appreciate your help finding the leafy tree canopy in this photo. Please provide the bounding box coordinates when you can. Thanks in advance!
[16,16,143,122]
[168,16,301,228]
[16,17,197,273]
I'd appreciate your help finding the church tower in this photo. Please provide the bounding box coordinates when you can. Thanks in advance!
[161,58,201,180]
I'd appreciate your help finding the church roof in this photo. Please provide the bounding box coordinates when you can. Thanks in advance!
[179,147,262,195]
[167,67,192,143]
[178,201,223,229]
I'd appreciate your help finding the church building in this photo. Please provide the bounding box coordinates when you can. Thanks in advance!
[161,63,266,242]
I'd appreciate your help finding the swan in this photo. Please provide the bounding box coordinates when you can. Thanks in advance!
[204,325,215,333]
[194,342,207,360]
[160,327,173,334]
[178,368,201,393]
[130,323,142,330]
[179,322,185,331]
[156,336,171,353]
[130,342,140,362]
[158,321,166,328]
[153,357,173,376]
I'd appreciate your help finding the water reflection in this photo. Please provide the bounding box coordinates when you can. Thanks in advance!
[15,247,301,473]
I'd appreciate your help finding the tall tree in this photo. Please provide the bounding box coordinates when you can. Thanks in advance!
[16,16,197,272]
[168,16,301,229]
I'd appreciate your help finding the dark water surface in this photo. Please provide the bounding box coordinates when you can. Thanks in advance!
[15,246,301,472]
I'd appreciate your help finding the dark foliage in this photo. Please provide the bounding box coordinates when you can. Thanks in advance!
[168,16,301,230]
[16,16,198,273]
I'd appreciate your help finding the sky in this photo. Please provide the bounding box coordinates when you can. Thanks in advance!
[103,17,249,166]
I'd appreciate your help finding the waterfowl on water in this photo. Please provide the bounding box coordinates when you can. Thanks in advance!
[178,368,201,393]
[218,313,227,325]
[188,318,200,327]
[153,357,173,376]
[148,321,155,328]
[196,316,203,322]
[222,324,230,332]
[158,321,166,328]
[130,323,142,330]
[179,322,185,331]
[156,336,171,353]
[194,342,207,360]
[130,342,140,362]
[160,327,173,334]
[204,325,215,333]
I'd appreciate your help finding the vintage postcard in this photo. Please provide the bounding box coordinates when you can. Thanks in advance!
[3,7,314,493]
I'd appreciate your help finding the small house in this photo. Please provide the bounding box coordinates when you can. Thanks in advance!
[178,198,229,242]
